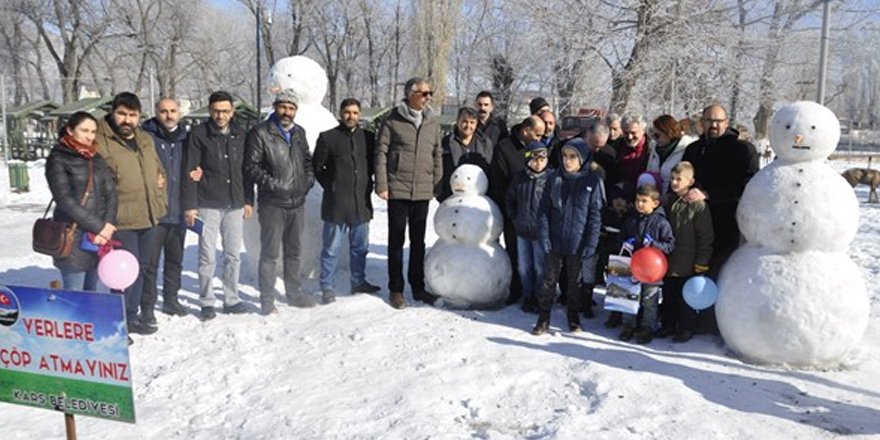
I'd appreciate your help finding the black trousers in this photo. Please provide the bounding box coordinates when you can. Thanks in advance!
[538,253,583,314]
[387,199,429,293]
[659,276,698,333]
[141,223,186,311]
[502,220,523,302]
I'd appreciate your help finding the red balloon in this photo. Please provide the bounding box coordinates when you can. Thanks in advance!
[631,247,668,283]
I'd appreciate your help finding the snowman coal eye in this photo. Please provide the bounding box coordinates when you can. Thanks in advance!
[786,125,791,129]
[467,177,471,180]
[811,125,816,130]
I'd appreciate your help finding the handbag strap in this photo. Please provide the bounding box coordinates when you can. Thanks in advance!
[41,159,95,219]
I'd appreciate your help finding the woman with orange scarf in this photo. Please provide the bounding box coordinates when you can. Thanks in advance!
[45,111,118,290]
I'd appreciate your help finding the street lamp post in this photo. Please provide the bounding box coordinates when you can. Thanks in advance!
[817,0,831,104]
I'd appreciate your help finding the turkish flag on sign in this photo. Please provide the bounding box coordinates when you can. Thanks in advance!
[0,293,10,305]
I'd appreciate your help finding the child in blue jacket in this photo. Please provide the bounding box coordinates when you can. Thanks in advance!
[506,141,551,313]
[533,139,604,335]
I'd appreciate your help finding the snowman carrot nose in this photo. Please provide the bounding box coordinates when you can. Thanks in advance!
[794,134,804,145]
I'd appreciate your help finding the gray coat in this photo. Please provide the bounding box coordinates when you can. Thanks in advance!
[375,103,443,201]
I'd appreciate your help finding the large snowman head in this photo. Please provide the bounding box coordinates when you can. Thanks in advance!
[268,56,328,106]
[450,164,488,196]
[769,101,840,162]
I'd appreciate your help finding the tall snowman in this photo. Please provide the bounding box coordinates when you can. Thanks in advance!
[425,164,512,308]
[717,101,868,367]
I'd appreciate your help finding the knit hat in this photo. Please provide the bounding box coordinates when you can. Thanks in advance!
[273,89,299,107]
[524,141,548,162]
[529,97,550,115]
[561,138,591,166]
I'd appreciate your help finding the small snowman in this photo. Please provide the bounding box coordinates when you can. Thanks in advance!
[717,101,868,367]
[425,164,512,308]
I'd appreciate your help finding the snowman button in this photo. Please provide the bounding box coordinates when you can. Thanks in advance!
[796,182,801,187]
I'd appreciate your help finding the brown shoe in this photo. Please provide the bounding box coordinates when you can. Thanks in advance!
[390,291,407,309]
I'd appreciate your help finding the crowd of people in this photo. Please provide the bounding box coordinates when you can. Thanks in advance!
[44,77,759,346]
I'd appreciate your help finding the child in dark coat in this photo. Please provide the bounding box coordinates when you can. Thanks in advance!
[506,141,551,313]
[658,161,713,342]
[533,139,604,335]
[619,183,675,344]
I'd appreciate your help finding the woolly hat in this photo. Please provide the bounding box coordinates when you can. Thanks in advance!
[273,89,299,107]
[524,141,548,162]
[561,138,591,166]
[529,97,550,115]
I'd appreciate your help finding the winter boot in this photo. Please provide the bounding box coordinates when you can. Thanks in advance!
[322,288,336,304]
[567,310,582,333]
[389,291,407,309]
[288,292,318,308]
[532,311,551,336]
[634,326,654,344]
[619,324,635,341]
[161,297,188,317]
[413,290,438,305]
[139,307,158,329]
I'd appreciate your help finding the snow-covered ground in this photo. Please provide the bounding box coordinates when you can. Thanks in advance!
[0,158,878,439]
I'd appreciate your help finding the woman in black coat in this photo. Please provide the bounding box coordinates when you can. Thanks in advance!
[45,111,118,291]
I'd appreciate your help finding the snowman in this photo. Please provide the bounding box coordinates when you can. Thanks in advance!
[425,164,512,308]
[242,56,340,286]
[716,101,868,367]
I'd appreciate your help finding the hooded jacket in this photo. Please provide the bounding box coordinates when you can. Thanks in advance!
[538,139,604,257]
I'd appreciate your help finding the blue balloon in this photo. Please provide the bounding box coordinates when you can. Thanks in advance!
[682,276,718,311]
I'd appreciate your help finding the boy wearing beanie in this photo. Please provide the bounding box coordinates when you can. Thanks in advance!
[533,139,604,334]
[506,141,551,313]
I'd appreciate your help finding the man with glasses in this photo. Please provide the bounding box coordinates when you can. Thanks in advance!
[375,77,443,309]
[182,91,255,320]
[682,104,759,279]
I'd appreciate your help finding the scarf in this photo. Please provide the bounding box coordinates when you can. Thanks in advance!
[60,134,97,159]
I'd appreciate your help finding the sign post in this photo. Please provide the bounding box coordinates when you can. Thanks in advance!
[0,283,136,430]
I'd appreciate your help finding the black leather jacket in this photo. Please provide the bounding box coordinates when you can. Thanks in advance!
[244,118,314,209]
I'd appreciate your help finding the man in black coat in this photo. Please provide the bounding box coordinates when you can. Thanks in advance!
[244,89,317,315]
[489,115,545,305]
[312,98,381,304]
[681,104,759,278]
[474,91,509,147]
[181,91,254,320]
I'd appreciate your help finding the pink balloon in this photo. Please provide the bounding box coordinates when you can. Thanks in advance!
[98,249,139,290]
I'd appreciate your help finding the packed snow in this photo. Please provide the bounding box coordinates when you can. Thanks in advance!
[0,158,878,439]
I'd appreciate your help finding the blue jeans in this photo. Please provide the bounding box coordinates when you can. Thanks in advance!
[60,267,102,292]
[320,221,370,290]
[516,236,546,299]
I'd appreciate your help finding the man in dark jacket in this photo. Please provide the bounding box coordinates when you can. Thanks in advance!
[489,115,545,305]
[181,91,255,320]
[244,89,317,315]
[375,77,443,309]
[141,97,188,323]
[681,104,759,278]
[95,92,167,336]
[474,91,508,147]
[438,107,493,202]
[313,98,381,304]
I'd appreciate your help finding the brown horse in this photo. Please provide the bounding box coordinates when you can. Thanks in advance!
[841,168,880,203]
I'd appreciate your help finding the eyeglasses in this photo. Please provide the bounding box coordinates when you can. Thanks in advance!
[526,150,548,160]
[702,118,727,125]
[412,90,434,98]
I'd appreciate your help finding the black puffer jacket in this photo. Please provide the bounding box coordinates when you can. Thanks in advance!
[313,124,374,224]
[181,119,253,210]
[244,119,314,209]
[45,145,118,272]
[505,167,549,240]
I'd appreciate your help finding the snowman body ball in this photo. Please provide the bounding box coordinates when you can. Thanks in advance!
[425,164,511,308]
[717,101,868,367]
